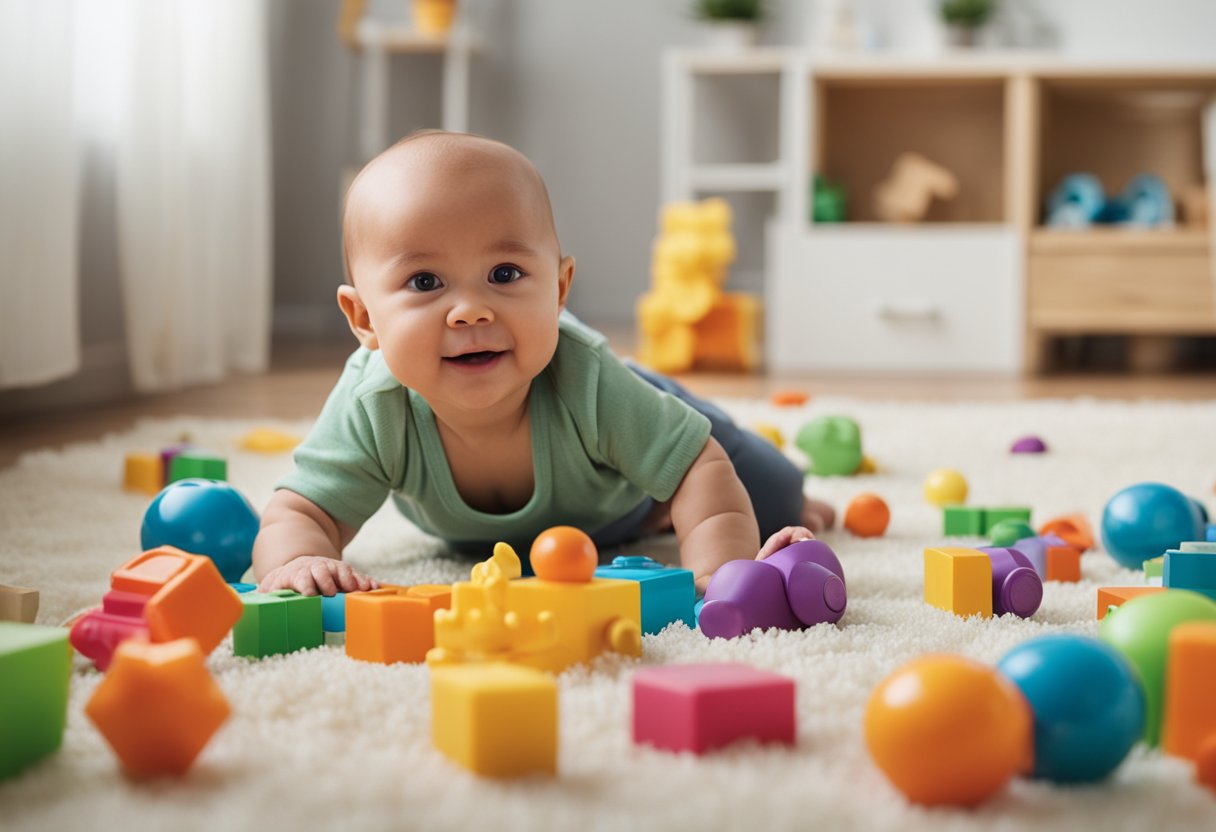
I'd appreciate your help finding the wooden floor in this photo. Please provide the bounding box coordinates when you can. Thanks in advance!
[3,331,1215,471]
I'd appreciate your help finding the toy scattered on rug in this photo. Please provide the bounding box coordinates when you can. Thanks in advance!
[0,622,70,781]
[234,589,325,658]
[923,545,1043,619]
[751,422,785,449]
[1045,172,1174,228]
[0,583,39,623]
[795,414,864,476]
[238,426,301,453]
[923,468,967,507]
[636,197,760,373]
[123,443,226,496]
[1010,434,1048,453]
[769,388,811,407]
[1101,482,1207,570]
[843,493,889,538]
[346,583,452,664]
[698,539,846,639]
[594,555,695,635]
[141,478,260,583]
[874,152,959,223]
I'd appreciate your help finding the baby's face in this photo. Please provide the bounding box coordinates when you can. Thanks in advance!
[342,138,573,417]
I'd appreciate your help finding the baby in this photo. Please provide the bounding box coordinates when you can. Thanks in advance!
[252,131,833,597]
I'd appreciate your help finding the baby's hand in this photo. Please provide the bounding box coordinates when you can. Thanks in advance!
[755,526,816,561]
[257,556,379,597]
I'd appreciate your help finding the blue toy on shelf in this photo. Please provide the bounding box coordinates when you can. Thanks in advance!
[1045,172,1174,229]
[594,555,695,635]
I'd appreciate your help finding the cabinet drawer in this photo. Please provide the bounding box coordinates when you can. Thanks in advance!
[1029,251,1216,332]
[766,227,1023,372]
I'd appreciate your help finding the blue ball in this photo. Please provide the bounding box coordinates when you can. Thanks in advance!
[1101,482,1204,570]
[997,634,1145,783]
[141,478,260,582]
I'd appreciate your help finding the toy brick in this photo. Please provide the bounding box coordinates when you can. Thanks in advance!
[167,451,227,483]
[1045,543,1081,582]
[1180,541,1216,554]
[85,637,230,778]
[69,590,152,671]
[321,592,347,633]
[632,663,796,754]
[124,548,242,655]
[1096,586,1166,620]
[430,662,557,777]
[123,452,163,496]
[1198,735,1216,792]
[505,577,642,673]
[924,547,992,618]
[233,593,288,658]
[943,506,985,536]
[1208,524,1216,543]
[346,584,451,664]
[1039,514,1094,552]
[984,507,1032,529]
[159,443,192,483]
[1144,556,1165,585]
[0,584,39,623]
[1164,550,1216,601]
[1012,536,1048,579]
[268,590,323,651]
[0,623,71,780]
[1162,621,1216,761]
[594,556,696,635]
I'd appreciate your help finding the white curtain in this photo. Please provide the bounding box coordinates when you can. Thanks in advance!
[0,0,272,394]
[0,1,80,389]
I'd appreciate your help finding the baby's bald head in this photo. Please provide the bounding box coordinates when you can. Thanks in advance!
[342,131,560,286]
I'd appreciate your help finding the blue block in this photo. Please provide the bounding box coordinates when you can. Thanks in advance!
[594,555,695,635]
[1163,549,1216,601]
[321,593,347,633]
[1207,523,1216,542]
[228,582,257,594]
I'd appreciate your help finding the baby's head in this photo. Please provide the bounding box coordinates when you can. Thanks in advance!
[338,132,575,414]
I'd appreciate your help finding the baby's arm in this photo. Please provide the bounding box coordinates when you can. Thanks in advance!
[252,489,378,596]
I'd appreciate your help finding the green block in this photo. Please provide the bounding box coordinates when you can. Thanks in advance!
[233,591,322,658]
[943,505,985,536]
[168,451,227,483]
[0,623,71,780]
[983,507,1032,532]
[989,519,1037,548]
[1144,556,1164,580]
[1180,541,1216,554]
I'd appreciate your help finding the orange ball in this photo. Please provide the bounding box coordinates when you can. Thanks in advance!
[864,655,1032,806]
[844,493,890,537]
[529,526,598,583]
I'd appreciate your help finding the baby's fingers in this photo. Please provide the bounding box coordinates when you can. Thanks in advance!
[756,525,815,560]
[332,561,374,593]
[308,560,339,596]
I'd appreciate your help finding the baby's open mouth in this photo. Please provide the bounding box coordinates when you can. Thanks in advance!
[445,350,502,366]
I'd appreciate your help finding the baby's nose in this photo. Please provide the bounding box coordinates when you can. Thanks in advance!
[447,295,494,327]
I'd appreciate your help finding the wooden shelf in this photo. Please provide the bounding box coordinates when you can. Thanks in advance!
[1030,228,1211,254]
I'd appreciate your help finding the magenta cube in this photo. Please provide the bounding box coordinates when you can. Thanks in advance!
[632,663,796,754]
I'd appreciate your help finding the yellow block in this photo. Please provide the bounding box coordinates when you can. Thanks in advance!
[430,662,557,777]
[123,453,163,496]
[238,427,301,454]
[924,547,992,619]
[505,578,641,674]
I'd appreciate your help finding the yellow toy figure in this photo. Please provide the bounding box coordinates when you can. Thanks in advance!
[636,197,760,373]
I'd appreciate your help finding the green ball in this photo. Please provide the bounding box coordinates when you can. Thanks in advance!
[795,415,862,477]
[989,519,1036,548]
[1099,589,1216,745]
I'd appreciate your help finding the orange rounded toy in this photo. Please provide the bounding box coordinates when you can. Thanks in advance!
[844,493,890,538]
[864,654,1032,806]
[530,526,598,582]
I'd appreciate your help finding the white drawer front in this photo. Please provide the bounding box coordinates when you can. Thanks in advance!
[766,226,1023,372]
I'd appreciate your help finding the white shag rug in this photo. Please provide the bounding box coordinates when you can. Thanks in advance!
[3,397,1216,832]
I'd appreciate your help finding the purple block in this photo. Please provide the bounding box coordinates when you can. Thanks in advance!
[1012,536,1048,580]
[980,546,1043,618]
[1011,435,1048,454]
[159,443,192,484]
[699,540,847,639]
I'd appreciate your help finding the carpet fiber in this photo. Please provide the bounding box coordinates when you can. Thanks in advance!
[3,397,1216,831]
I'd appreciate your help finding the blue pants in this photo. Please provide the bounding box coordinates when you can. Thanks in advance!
[591,363,806,550]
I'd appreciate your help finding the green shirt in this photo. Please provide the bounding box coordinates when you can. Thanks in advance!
[277,316,712,555]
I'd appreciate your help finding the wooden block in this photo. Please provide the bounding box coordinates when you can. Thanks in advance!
[924,548,992,619]
[1163,621,1216,761]
[0,585,39,624]
[1096,586,1166,620]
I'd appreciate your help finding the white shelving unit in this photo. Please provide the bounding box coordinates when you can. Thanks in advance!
[661,48,1216,375]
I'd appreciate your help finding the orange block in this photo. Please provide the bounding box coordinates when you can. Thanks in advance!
[1045,544,1081,582]
[1096,586,1166,620]
[85,638,230,778]
[1163,622,1216,761]
[346,584,452,664]
[691,293,760,372]
[770,389,810,407]
[1198,735,1216,792]
[112,547,241,655]
[1040,514,1094,553]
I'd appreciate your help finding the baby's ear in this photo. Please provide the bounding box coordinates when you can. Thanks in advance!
[557,255,575,308]
[337,285,379,350]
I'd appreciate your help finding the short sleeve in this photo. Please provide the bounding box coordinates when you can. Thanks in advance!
[593,351,711,502]
[275,350,402,529]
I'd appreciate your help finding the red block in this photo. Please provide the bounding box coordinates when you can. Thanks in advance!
[632,663,796,754]
[69,590,151,671]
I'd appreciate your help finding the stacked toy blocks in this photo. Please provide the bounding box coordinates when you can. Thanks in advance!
[942,506,1031,537]
[594,555,695,635]
[123,444,228,495]
[636,197,759,373]
[70,547,243,670]
[346,584,452,664]
[233,590,323,658]
[0,623,71,780]
[632,663,796,754]
[924,546,1043,619]
[85,637,230,778]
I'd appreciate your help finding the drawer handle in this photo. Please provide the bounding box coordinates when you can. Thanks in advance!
[876,301,941,322]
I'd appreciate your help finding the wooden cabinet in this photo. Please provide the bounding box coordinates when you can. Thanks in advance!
[661,51,1216,375]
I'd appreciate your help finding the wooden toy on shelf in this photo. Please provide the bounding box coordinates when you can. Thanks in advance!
[873,152,959,223]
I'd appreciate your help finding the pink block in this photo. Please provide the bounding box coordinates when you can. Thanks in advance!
[632,663,796,754]
[69,590,151,671]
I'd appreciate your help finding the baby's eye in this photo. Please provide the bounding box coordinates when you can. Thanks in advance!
[489,264,524,285]
[406,272,442,292]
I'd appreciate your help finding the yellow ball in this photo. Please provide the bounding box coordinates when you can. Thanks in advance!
[923,468,968,507]
[752,422,784,450]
